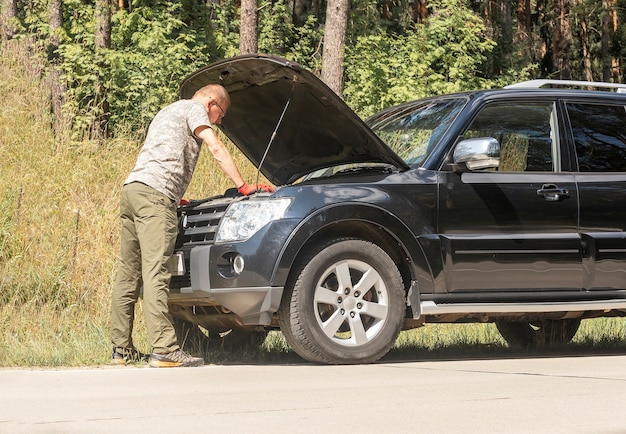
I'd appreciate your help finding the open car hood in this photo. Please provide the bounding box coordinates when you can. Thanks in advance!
[179,54,408,186]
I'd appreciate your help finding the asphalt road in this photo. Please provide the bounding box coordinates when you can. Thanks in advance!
[1,354,625,434]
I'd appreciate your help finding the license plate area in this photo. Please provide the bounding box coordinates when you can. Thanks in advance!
[167,251,186,276]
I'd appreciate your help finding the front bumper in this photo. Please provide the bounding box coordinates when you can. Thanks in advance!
[174,245,283,325]
[168,218,300,325]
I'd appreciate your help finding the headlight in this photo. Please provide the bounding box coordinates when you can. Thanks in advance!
[215,197,292,243]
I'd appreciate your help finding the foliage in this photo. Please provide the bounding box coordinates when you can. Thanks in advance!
[211,0,325,74]
[57,2,215,138]
[207,0,240,59]
[259,3,324,73]
[6,0,626,137]
[348,0,389,40]
[32,0,330,138]
[344,0,497,117]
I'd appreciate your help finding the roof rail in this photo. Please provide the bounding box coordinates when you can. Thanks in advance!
[505,79,626,93]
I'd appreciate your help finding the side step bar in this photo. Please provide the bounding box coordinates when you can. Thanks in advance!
[420,299,626,315]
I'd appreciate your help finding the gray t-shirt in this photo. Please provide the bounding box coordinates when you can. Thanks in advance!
[125,99,210,201]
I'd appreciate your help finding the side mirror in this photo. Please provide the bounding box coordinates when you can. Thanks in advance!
[453,137,500,171]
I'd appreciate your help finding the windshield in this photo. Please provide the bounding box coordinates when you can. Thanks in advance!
[367,97,468,166]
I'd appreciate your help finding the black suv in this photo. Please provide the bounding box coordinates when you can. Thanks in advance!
[167,54,626,364]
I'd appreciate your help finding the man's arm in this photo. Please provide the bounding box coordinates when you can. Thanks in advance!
[195,125,245,189]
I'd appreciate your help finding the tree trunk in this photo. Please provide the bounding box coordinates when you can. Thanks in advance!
[93,0,112,142]
[552,0,572,79]
[311,0,324,20]
[579,12,594,82]
[96,0,112,49]
[536,0,553,77]
[517,0,533,62]
[412,0,427,23]
[321,0,349,96]
[501,0,512,70]
[607,0,620,82]
[49,0,66,145]
[293,0,311,26]
[49,0,62,57]
[601,0,611,81]
[240,0,258,54]
[1,0,17,40]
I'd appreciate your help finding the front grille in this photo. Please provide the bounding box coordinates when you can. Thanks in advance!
[170,195,239,291]
[176,197,236,247]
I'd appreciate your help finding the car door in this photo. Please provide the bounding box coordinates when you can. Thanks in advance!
[437,100,582,297]
[566,100,626,291]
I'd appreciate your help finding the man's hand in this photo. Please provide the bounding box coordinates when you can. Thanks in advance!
[238,183,275,195]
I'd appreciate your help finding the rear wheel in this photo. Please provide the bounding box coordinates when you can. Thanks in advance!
[495,319,580,349]
[279,239,405,364]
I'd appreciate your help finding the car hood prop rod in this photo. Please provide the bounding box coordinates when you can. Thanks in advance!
[255,79,295,189]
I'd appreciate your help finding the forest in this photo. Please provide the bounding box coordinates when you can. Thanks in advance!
[2,0,625,142]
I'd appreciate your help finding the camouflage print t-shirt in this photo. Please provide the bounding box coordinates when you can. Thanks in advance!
[125,99,210,202]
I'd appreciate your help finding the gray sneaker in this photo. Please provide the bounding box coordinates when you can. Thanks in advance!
[149,349,204,368]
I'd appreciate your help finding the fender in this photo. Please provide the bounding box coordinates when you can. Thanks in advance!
[270,202,435,296]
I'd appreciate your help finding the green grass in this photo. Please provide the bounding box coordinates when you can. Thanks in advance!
[0,39,625,367]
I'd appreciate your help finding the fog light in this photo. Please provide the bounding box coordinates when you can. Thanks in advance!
[217,252,245,278]
[233,254,244,274]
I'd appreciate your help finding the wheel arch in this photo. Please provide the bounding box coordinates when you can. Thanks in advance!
[272,203,434,302]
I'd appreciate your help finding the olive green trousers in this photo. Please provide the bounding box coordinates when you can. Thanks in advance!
[110,182,180,354]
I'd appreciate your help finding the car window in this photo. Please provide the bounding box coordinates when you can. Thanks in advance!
[566,102,626,172]
[463,102,559,172]
[369,98,466,166]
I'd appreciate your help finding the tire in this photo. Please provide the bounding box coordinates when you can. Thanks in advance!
[496,319,581,349]
[278,239,405,364]
[173,318,267,352]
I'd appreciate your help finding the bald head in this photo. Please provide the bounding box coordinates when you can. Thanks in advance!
[192,84,230,106]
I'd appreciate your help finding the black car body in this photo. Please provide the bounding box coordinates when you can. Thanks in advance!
[168,54,626,364]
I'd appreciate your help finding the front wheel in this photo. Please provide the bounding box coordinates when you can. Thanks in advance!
[278,239,406,364]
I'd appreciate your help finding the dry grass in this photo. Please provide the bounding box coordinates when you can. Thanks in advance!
[0,39,259,366]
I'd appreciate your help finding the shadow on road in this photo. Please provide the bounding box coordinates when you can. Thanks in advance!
[213,336,626,366]
[380,341,626,364]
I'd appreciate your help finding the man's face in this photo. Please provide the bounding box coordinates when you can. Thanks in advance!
[208,98,228,125]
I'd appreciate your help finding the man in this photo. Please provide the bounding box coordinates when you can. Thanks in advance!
[110,84,272,367]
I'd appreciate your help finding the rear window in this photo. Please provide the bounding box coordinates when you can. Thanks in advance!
[567,102,626,172]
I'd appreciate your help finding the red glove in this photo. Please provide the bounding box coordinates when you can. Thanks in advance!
[255,184,274,193]
[238,183,274,195]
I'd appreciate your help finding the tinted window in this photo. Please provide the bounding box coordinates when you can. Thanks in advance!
[567,102,626,172]
[463,102,559,172]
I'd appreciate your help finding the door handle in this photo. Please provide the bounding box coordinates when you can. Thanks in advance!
[537,184,570,201]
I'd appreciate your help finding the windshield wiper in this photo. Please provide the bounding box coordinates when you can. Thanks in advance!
[334,165,395,176]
